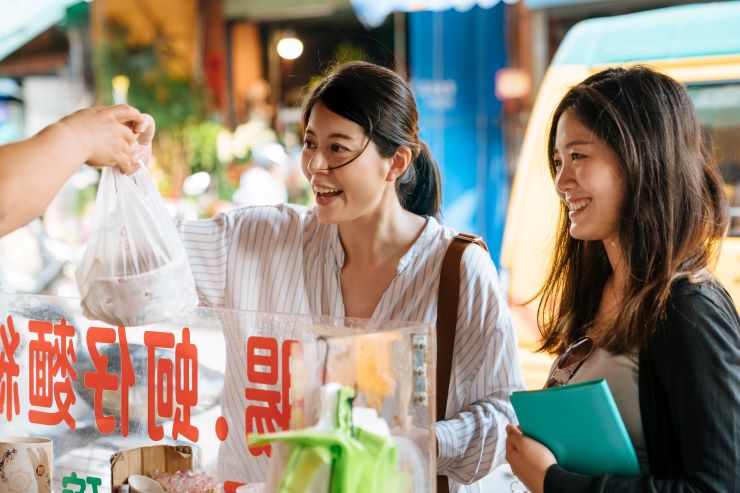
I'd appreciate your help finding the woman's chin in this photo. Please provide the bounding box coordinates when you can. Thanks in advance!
[568,225,591,241]
[315,206,341,224]
[569,225,611,243]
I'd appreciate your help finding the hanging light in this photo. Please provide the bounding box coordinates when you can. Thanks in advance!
[112,75,130,104]
[276,37,304,60]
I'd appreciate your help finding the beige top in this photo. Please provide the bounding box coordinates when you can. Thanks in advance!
[550,347,649,471]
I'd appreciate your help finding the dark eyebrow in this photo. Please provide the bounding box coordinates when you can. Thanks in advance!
[564,139,593,148]
[553,140,593,154]
[304,128,356,141]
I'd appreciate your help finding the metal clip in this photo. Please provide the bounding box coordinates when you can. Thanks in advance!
[412,335,429,406]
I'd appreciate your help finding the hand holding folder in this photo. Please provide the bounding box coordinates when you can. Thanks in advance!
[510,379,641,476]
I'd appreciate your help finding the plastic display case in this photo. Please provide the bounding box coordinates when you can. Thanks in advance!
[0,293,436,492]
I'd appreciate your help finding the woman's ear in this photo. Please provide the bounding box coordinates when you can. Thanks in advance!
[386,145,413,182]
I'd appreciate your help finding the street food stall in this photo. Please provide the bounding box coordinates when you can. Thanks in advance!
[0,292,436,492]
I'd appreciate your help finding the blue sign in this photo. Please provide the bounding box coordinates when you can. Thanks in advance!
[409,4,508,261]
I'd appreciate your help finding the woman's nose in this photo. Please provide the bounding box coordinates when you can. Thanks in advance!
[555,161,575,195]
[306,151,330,174]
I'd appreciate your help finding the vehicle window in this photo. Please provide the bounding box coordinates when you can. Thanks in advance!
[688,82,740,237]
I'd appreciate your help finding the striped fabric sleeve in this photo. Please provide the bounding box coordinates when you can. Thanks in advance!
[436,244,524,484]
[178,213,233,308]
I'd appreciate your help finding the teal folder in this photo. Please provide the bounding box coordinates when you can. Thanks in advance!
[510,379,641,476]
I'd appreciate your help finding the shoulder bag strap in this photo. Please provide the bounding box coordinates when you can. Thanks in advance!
[436,233,488,493]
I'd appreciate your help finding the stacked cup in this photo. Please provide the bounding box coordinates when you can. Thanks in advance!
[0,437,53,493]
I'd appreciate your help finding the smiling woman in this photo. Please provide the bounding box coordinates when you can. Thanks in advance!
[151,61,525,489]
[552,110,625,246]
[505,66,740,493]
[299,61,442,223]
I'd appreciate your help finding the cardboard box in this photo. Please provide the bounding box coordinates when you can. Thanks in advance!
[110,445,193,492]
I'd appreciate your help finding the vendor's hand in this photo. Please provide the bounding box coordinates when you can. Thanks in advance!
[131,112,155,171]
[57,104,144,173]
[506,424,556,493]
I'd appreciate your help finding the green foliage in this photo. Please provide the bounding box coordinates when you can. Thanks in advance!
[94,20,219,197]
[184,121,223,174]
[333,42,370,65]
[95,21,209,132]
[306,42,370,96]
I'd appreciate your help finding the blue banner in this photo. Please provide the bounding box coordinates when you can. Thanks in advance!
[409,4,508,261]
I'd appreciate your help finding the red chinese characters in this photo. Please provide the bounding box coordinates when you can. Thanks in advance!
[28,318,77,429]
[173,328,199,441]
[245,337,297,457]
[145,328,199,442]
[0,315,20,422]
[83,326,135,435]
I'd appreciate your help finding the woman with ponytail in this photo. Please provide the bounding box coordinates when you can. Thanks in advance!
[163,61,523,489]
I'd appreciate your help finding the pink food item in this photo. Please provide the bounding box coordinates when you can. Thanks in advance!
[149,470,218,493]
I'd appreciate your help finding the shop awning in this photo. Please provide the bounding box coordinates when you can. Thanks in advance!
[0,0,82,62]
[350,0,518,28]
[553,1,740,65]
[523,0,600,9]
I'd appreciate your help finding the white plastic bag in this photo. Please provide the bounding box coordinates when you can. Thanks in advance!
[76,166,198,327]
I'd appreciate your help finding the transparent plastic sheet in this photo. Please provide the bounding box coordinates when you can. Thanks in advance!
[75,167,198,327]
[0,293,435,493]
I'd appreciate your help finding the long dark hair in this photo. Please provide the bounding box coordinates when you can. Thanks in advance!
[538,66,729,354]
[301,61,442,219]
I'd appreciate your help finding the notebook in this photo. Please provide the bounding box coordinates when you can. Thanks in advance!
[510,379,641,476]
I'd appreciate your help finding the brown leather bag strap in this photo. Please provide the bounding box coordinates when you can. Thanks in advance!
[436,233,488,493]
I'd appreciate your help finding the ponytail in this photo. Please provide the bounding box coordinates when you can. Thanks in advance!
[396,140,442,219]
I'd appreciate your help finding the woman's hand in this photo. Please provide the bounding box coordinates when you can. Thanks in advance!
[506,424,557,493]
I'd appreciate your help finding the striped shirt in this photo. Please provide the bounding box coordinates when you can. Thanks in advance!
[179,203,524,492]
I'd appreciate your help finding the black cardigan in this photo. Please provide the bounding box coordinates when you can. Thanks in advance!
[544,278,740,493]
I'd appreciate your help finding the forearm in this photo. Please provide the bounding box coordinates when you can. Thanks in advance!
[437,396,516,483]
[0,122,89,235]
[545,464,708,493]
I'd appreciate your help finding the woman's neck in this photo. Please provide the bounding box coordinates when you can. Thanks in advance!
[590,239,628,334]
[602,236,629,300]
[337,199,426,268]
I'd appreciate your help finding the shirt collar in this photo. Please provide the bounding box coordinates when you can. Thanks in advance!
[328,223,344,270]
[328,216,438,275]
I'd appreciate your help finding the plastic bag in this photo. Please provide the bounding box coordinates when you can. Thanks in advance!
[76,166,198,327]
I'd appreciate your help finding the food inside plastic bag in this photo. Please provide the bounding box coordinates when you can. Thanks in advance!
[76,166,198,327]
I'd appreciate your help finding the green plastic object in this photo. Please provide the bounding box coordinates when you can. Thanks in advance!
[249,386,411,493]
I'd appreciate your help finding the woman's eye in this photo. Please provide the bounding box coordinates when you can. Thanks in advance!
[570,153,584,161]
[331,144,347,153]
[303,140,316,150]
[553,159,562,169]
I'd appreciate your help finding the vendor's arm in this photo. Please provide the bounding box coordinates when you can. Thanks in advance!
[509,281,740,493]
[0,104,146,236]
[436,245,525,484]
